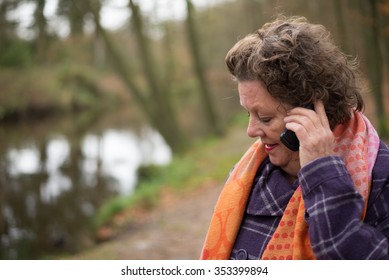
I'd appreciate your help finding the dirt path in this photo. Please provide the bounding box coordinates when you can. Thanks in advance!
[68,182,222,260]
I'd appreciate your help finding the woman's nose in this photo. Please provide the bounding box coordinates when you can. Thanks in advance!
[247,118,265,138]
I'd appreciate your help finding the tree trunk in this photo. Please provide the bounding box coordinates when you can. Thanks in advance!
[333,0,350,54]
[377,0,389,77]
[34,0,49,60]
[185,0,224,136]
[242,0,264,31]
[0,0,17,54]
[0,1,8,55]
[87,2,150,115]
[361,0,388,137]
[86,0,188,152]
[69,0,85,36]
[129,0,188,152]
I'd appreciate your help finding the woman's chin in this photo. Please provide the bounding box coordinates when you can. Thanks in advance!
[268,155,283,167]
[268,149,299,168]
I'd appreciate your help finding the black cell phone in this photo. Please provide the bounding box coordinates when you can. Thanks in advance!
[280,104,314,151]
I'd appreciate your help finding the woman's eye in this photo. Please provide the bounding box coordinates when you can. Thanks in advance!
[246,111,271,124]
[260,117,271,123]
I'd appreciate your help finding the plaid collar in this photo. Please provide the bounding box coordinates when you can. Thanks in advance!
[246,157,299,216]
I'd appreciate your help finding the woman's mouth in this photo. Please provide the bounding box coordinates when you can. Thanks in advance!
[265,143,278,152]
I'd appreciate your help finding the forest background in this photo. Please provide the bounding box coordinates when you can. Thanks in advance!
[1,0,389,259]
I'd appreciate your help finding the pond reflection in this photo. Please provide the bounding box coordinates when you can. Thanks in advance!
[0,114,171,259]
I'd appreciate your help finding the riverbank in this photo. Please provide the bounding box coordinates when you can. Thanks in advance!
[65,120,253,259]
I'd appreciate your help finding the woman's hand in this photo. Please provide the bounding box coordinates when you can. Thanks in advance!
[283,100,335,168]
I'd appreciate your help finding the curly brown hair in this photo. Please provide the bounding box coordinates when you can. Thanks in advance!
[225,16,364,128]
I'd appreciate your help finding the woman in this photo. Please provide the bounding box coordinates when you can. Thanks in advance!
[201,16,389,260]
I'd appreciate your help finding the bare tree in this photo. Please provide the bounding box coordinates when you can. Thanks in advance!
[242,0,264,31]
[86,0,188,152]
[185,0,224,136]
[32,0,49,60]
[377,0,389,78]
[57,0,90,36]
[359,0,388,137]
[0,0,18,54]
[333,0,350,54]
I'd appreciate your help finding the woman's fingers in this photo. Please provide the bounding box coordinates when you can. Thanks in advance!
[314,100,331,129]
[284,100,334,167]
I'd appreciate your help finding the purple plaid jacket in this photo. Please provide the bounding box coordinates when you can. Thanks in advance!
[230,141,389,260]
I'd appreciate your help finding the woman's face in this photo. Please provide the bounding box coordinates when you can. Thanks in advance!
[238,80,300,177]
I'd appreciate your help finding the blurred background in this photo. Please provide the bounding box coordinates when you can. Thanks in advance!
[0,0,388,259]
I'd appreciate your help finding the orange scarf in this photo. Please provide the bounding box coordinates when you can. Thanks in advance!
[200,112,379,260]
